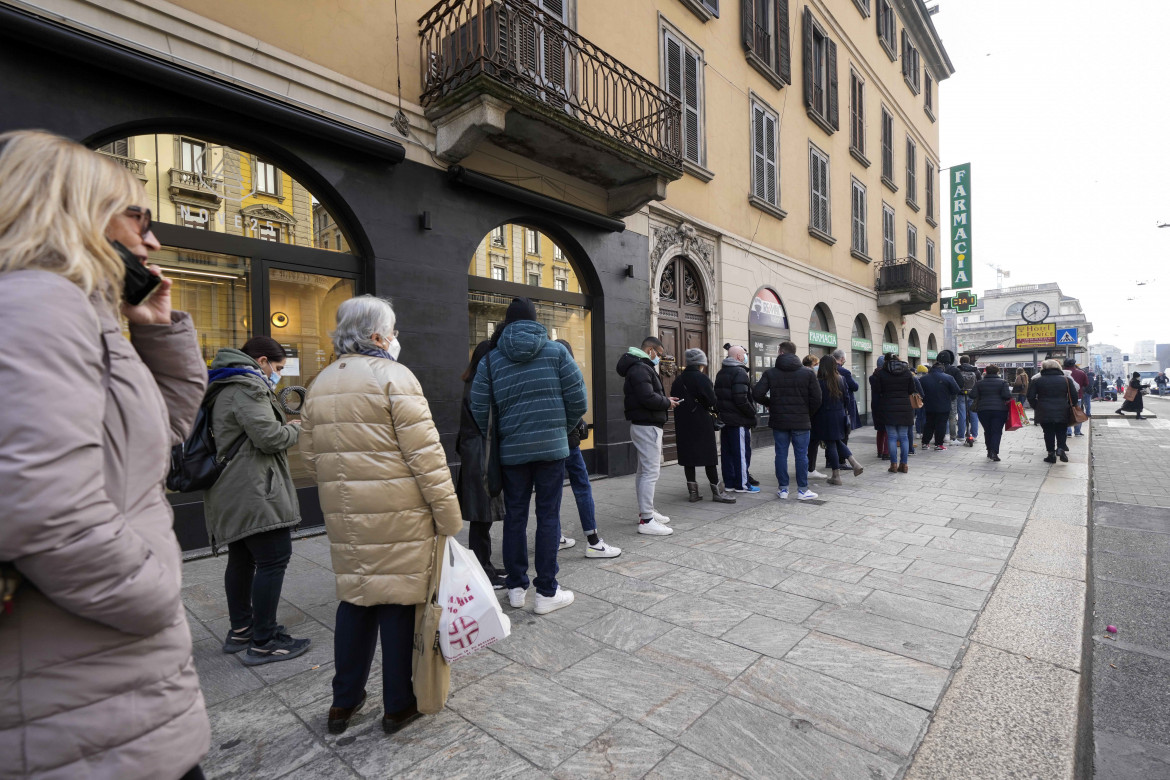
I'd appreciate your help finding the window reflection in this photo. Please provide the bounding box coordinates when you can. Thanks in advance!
[93,134,353,253]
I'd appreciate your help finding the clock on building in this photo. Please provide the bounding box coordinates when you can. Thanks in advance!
[1021,301,1049,323]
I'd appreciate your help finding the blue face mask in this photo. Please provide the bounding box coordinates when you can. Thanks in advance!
[267,370,281,388]
[652,356,660,366]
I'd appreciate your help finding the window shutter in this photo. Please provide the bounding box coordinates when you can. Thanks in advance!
[900,29,908,79]
[684,47,701,165]
[753,105,766,200]
[765,112,777,205]
[741,0,754,51]
[827,39,839,131]
[876,1,883,40]
[801,8,813,111]
[777,0,791,84]
[666,34,682,104]
[705,0,720,16]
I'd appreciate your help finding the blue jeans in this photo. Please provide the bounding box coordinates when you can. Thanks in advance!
[564,446,595,534]
[772,429,810,490]
[331,601,414,712]
[886,425,911,464]
[957,395,979,439]
[501,459,564,597]
[1069,395,1090,435]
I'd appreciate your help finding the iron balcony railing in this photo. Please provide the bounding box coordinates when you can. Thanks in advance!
[419,0,682,170]
[875,256,938,301]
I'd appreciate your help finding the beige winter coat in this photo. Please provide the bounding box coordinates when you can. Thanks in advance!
[300,354,462,605]
[0,271,210,779]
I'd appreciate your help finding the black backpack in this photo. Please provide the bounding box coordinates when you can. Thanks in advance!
[166,386,246,493]
[960,370,978,393]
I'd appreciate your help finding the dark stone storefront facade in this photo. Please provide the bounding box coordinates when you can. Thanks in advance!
[0,8,652,550]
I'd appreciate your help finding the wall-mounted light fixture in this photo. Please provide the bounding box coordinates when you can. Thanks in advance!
[271,312,289,328]
[419,211,432,230]
[625,264,635,278]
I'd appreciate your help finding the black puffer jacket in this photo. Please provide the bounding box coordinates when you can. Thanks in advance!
[937,349,965,391]
[872,359,917,427]
[715,358,757,427]
[752,352,821,430]
[1027,368,1077,425]
[617,350,671,427]
[971,377,1011,413]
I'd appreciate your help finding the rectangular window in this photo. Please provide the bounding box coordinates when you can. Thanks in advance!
[491,266,506,281]
[926,237,936,270]
[180,139,206,174]
[254,159,278,195]
[553,244,564,261]
[664,28,704,167]
[852,0,870,16]
[741,0,790,85]
[851,178,867,256]
[808,144,831,235]
[907,223,918,261]
[803,9,838,133]
[849,69,865,158]
[882,203,895,262]
[751,99,779,206]
[555,278,568,291]
[881,108,895,189]
[526,228,539,255]
[925,71,935,119]
[900,29,920,93]
[876,0,896,59]
[905,137,917,207]
[528,272,541,286]
[491,226,506,247]
[925,159,936,224]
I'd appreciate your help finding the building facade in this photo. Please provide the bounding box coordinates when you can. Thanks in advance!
[953,283,1094,372]
[0,0,950,548]
[1089,343,1125,381]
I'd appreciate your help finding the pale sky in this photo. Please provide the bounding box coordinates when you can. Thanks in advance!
[932,0,1170,355]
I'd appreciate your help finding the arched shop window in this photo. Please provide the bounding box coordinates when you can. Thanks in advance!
[883,321,900,357]
[908,328,922,367]
[747,287,789,424]
[93,133,363,488]
[851,315,873,422]
[927,333,939,361]
[808,303,837,358]
[468,224,594,451]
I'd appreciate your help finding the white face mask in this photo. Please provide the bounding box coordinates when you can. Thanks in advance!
[387,337,401,361]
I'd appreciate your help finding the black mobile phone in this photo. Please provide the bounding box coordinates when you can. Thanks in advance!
[111,240,161,305]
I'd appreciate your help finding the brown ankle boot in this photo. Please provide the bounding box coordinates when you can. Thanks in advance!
[328,691,367,734]
[827,469,842,485]
[888,462,898,473]
[898,463,908,474]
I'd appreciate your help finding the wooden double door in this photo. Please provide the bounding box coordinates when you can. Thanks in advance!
[656,256,708,462]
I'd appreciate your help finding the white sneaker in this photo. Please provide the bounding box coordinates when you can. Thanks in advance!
[651,510,671,525]
[507,588,527,609]
[777,489,789,500]
[585,539,622,558]
[534,587,575,615]
[638,519,673,536]
[559,536,576,550]
[808,470,828,479]
[797,489,819,501]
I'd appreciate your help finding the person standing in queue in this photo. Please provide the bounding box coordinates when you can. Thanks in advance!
[672,348,737,504]
[716,344,759,494]
[918,359,960,452]
[870,355,890,459]
[971,365,1012,461]
[872,354,919,472]
[617,336,678,535]
[811,358,859,485]
[753,341,821,500]
[204,336,312,665]
[1029,359,1079,461]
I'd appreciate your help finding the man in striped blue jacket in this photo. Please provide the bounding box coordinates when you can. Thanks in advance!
[471,297,587,617]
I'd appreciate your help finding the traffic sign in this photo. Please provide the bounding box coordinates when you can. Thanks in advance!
[1057,328,1078,345]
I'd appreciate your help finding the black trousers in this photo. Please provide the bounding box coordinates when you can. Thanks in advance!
[1041,422,1068,453]
[224,527,292,645]
[924,412,948,446]
[332,601,415,714]
[180,766,205,780]
[981,410,1008,455]
[684,465,720,484]
[468,521,498,579]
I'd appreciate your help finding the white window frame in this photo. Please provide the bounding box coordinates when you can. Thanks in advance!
[907,223,918,261]
[751,97,780,207]
[491,226,506,247]
[926,237,936,270]
[525,228,539,255]
[808,143,831,236]
[491,265,507,281]
[905,136,917,208]
[662,23,706,170]
[849,68,865,158]
[180,138,206,175]
[882,203,896,262]
[555,277,568,291]
[528,272,541,287]
[254,159,279,196]
[851,177,867,256]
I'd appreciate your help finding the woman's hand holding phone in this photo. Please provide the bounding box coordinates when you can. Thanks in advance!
[121,264,172,326]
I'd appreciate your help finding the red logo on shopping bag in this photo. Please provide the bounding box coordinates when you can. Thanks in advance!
[448,616,480,649]
[447,584,476,615]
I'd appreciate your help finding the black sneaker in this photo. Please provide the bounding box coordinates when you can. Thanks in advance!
[242,631,312,666]
[490,572,506,590]
[747,474,760,487]
[1058,450,1069,463]
[223,624,286,654]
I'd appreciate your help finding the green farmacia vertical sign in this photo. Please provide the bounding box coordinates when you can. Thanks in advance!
[950,163,971,288]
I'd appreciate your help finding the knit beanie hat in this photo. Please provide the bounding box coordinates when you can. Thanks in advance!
[504,297,537,326]
[916,364,928,374]
[685,348,708,366]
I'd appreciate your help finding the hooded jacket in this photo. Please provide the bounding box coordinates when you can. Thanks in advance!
[617,347,672,427]
[957,363,983,394]
[1027,368,1078,425]
[301,353,463,606]
[0,271,210,779]
[203,348,301,553]
[918,363,961,414]
[471,320,588,464]
[971,375,1012,413]
[752,352,821,430]
[872,358,920,426]
[715,357,757,428]
[936,349,965,390]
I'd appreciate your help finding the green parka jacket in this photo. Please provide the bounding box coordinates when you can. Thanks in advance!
[203,348,301,552]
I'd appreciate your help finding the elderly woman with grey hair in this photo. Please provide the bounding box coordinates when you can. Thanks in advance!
[300,295,463,736]
[669,348,736,503]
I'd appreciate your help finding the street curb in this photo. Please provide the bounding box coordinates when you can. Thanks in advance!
[906,427,1092,779]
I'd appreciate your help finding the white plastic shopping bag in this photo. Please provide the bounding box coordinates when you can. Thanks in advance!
[438,537,511,662]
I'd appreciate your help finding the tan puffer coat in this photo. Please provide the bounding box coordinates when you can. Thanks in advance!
[300,354,463,605]
[0,271,210,779]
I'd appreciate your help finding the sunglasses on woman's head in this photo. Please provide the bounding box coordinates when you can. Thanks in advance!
[124,206,153,237]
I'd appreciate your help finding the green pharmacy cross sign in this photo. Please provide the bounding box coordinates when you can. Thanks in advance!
[947,290,977,313]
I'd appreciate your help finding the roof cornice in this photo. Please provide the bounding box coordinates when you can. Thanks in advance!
[894,0,955,80]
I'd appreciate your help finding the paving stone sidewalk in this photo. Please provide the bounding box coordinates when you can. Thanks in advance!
[185,422,1074,779]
